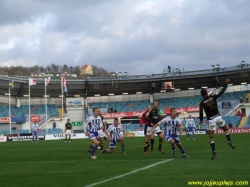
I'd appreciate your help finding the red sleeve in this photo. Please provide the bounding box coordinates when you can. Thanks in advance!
[179,124,182,127]
[140,114,145,127]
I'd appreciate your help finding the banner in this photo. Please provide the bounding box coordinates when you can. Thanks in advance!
[215,128,250,134]
[45,133,87,140]
[102,111,145,118]
[30,115,41,122]
[222,101,231,109]
[7,133,45,141]
[71,121,83,126]
[0,118,11,123]
[164,106,199,114]
[0,136,6,142]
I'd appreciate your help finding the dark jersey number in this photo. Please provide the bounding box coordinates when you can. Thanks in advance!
[207,100,217,111]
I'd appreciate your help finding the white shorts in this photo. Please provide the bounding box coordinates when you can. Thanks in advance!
[146,126,162,135]
[66,130,72,135]
[207,116,225,131]
[98,130,106,138]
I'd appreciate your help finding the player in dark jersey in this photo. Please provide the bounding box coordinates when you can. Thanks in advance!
[65,119,73,143]
[143,101,164,154]
[199,79,235,160]
[140,105,155,151]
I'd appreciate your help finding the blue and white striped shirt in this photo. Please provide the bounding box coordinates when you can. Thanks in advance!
[159,116,182,135]
[82,115,103,133]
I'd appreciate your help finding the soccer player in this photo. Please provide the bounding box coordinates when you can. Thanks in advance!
[149,108,190,158]
[88,113,108,152]
[143,101,164,155]
[83,107,103,159]
[186,115,196,140]
[102,118,126,154]
[140,105,155,151]
[32,121,39,143]
[199,79,235,160]
[65,119,73,143]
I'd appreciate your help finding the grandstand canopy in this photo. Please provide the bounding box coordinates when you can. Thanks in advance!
[0,65,250,97]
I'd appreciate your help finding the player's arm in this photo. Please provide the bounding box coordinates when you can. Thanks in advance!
[213,79,229,99]
[199,102,204,124]
[82,118,90,136]
[179,124,183,134]
[105,126,113,141]
[185,119,189,129]
[139,114,145,131]
[148,119,164,133]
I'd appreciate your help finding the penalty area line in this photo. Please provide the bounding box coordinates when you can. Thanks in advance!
[85,159,173,187]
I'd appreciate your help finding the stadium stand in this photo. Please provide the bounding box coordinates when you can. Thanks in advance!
[0,105,24,117]
[21,104,59,116]
[89,91,249,113]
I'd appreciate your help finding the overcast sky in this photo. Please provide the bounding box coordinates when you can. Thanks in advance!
[0,0,249,75]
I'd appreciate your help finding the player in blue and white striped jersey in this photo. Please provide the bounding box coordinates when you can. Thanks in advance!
[149,108,190,158]
[32,121,39,143]
[186,115,196,140]
[82,107,103,159]
[102,118,126,154]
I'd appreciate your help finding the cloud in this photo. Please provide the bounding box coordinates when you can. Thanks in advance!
[0,0,249,74]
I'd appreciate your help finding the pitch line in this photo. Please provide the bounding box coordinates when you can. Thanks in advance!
[85,159,173,187]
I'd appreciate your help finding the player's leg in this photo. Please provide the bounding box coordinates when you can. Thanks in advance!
[168,137,177,157]
[192,131,196,140]
[90,137,99,158]
[119,136,126,154]
[99,137,104,151]
[88,140,94,153]
[65,133,68,143]
[69,130,72,142]
[144,126,151,154]
[187,131,190,140]
[155,126,164,153]
[35,134,38,143]
[219,117,235,149]
[208,130,216,160]
[207,119,217,159]
[102,141,116,153]
[32,134,34,143]
[176,138,190,158]
[150,133,154,151]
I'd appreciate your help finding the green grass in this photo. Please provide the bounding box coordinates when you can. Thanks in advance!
[0,134,249,187]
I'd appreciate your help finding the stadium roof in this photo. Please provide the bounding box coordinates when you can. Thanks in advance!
[0,65,250,98]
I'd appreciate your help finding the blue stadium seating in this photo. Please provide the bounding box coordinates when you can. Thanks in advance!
[0,105,24,117]
[90,91,249,113]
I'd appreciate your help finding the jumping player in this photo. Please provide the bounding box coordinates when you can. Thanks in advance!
[102,118,126,154]
[65,119,73,143]
[140,105,155,151]
[199,79,235,160]
[186,115,196,140]
[83,107,103,159]
[32,121,39,143]
[149,108,190,158]
[143,101,164,154]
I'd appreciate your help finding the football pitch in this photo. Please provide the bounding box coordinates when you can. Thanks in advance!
[0,134,249,187]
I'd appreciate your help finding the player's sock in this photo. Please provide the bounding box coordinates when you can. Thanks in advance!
[90,142,93,150]
[187,133,190,138]
[32,137,34,142]
[144,140,149,152]
[150,139,154,149]
[172,145,176,151]
[103,149,108,153]
[35,137,37,142]
[69,135,71,142]
[224,130,231,142]
[65,137,67,142]
[91,145,97,156]
[172,145,177,156]
[193,133,196,139]
[121,145,125,152]
[99,142,104,150]
[158,139,163,149]
[210,137,216,153]
[179,147,185,155]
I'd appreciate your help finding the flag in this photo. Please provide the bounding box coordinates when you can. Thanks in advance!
[9,79,15,89]
[29,78,36,86]
[45,77,51,86]
[62,77,67,93]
